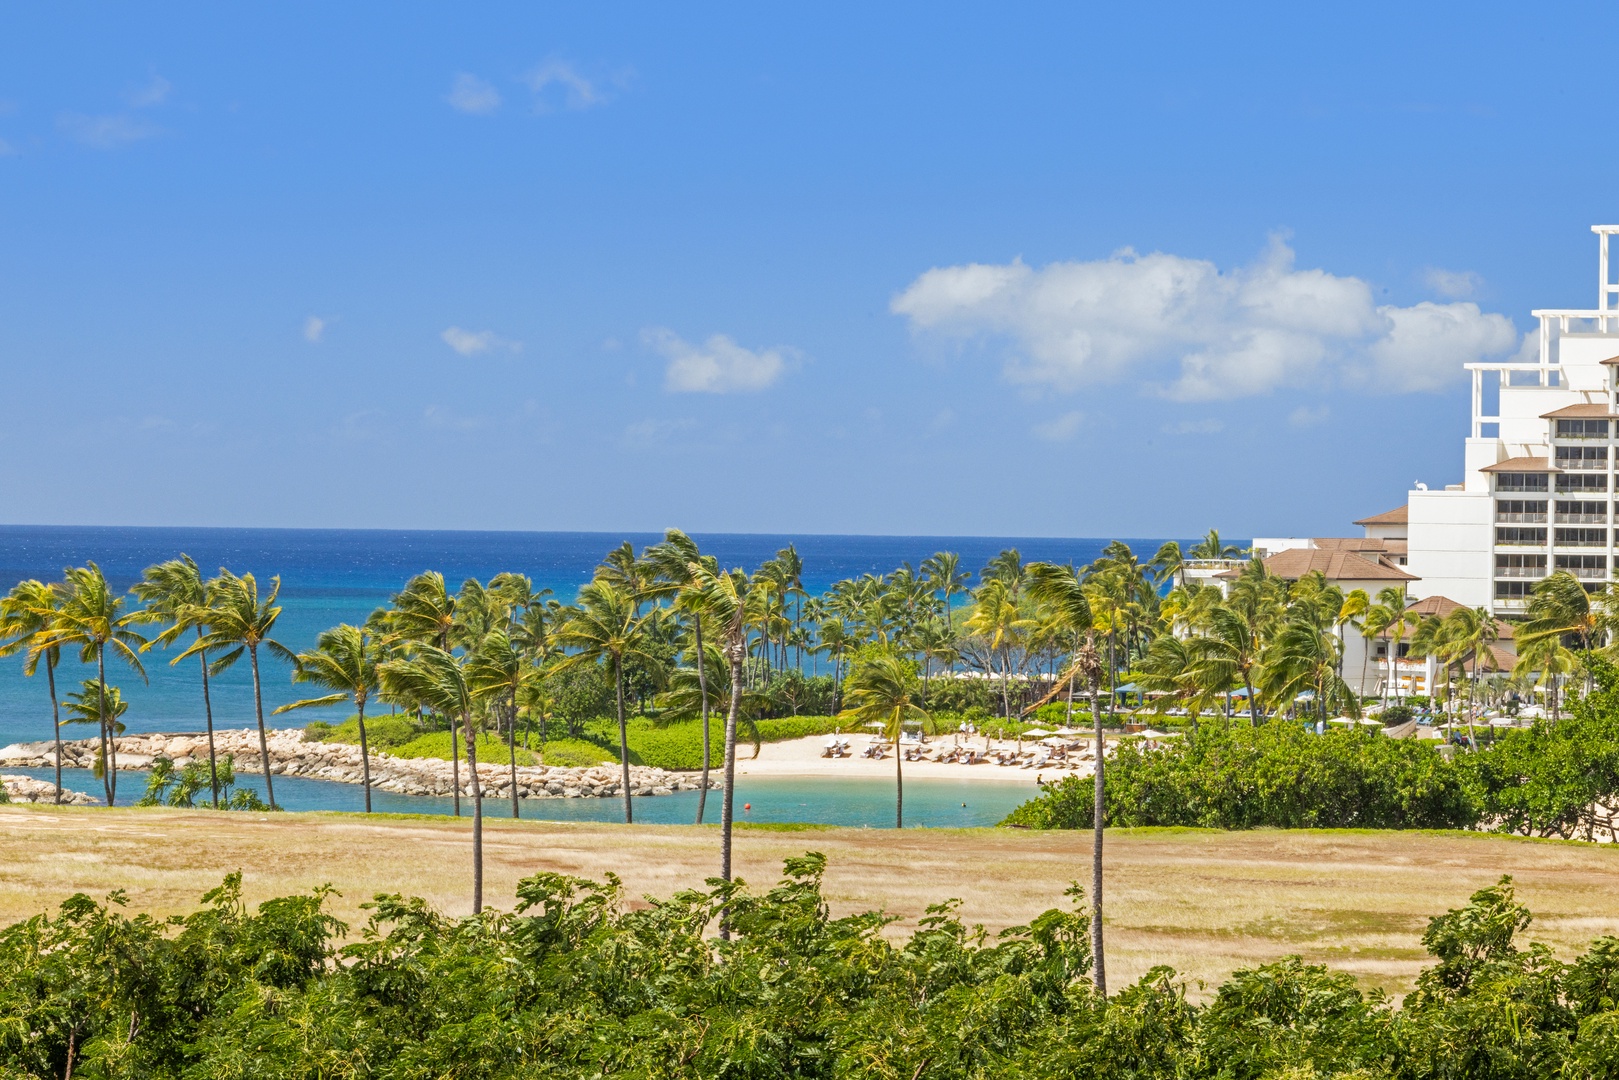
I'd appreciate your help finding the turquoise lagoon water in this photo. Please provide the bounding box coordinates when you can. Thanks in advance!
[12,767,1037,828]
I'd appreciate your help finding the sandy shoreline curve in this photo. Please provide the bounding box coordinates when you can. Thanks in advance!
[732,733,1082,787]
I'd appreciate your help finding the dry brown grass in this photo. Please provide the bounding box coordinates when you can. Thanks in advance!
[5,805,1619,997]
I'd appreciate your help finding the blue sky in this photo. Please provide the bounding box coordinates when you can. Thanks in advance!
[3,3,1618,539]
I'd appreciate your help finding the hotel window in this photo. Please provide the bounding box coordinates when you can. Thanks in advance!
[1556,500,1605,522]
[1495,580,1533,598]
[1554,527,1608,546]
[1495,527,1546,545]
[1556,553,1607,579]
[1557,418,1611,439]
[1555,445,1609,470]
[1497,499,1547,521]
[1495,553,1546,577]
[1495,472,1549,492]
[1557,473,1609,493]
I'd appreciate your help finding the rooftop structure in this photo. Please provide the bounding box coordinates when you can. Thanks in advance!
[1405,225,1619,616]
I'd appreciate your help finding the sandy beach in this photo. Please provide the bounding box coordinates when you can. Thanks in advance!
[731,732,1096,785]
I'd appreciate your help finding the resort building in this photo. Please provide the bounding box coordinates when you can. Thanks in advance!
[1404,225,1619,616]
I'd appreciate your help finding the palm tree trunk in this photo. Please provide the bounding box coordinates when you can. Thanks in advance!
[894,712,904,829]
[615,660,632,824]
[196,634,219,809]
[358,698,373,813]
[465,709,483,914]
[46,655,61,804]
[508,698,519,820]
[720,646,744,939]
[1090,678,1106,996]
[695,617,711,825]
[1245,674,1259,727]
[999,646,1012,718]
[450,712,461,816]
[98,647,115,806]
[249,644,277,810]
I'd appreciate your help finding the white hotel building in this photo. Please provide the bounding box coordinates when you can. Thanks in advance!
[1407,225,1619,617]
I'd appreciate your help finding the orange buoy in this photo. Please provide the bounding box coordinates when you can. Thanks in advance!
[744,803,751,811]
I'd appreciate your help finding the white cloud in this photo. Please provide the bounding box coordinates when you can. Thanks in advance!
[643,328,795,393]
[422,405,485,431]
[447,73,501,115]
[523,58,606,110]
[1164,418,1224,435]
[1423,267,1484,299]
[58,112,157,149]
[303,316,327,343]
[127,75,172,108]
[891,237,1523,402]
[1033,411,1085,442]
[1287,405,1330,428]
[440,326,520,356]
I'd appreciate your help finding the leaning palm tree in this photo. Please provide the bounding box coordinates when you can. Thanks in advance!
[175,571,293,810]
[1375,587,1419,708]
[272,624,381,811]
[1521,571,1616,699]
[131,556,224,807]
[0,580,67,802]
[553,579,657,824]
[837,652,929,829]
[379,645,486,912]
[30,564,147,806]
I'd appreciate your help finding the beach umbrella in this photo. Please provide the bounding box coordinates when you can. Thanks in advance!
[863,720,887,729]
[1022,728,1054,737]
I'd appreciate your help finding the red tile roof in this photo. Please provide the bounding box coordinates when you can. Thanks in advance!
[1480,456,1559,474]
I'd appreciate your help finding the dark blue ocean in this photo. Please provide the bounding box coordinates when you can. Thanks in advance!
[0,525,1171,747]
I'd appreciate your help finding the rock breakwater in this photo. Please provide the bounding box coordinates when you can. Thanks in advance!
[0,729,714,802]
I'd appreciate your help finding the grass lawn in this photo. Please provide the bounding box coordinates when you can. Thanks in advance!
[3,806,1617,998]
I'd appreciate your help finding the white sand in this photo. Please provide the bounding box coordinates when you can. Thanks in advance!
[729,734,1093,786]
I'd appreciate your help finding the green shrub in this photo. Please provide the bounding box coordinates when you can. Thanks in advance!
[1004,721,1477,831]
[389,732,540,767]
[535,738,617,768]
[312,713,420,751]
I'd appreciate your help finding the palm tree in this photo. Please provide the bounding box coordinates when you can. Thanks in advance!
[1187,605,1267,726]
[1187,529,1244,560]
[175,571,293,810]
[1026,562,1095,727]
[1376,587,1419,708]
[1514,634,1577,720]
[131,556,223,807]
[1259,610,1359,721]
[466,629,531,819]
[691,563,760,898]
[1147,541,1186,589]
[272,624,381,810]
[643,529,720,824]
[921,551,971,622]
[1522,571,1615,699]
[554,580,657,824]
[390,572,469,814]
[0,580,67,802]
[837,652,929,828]
[378,645,486,911]
[62,679,129,780]
[31,564,147,806]
[963,578,1033,716]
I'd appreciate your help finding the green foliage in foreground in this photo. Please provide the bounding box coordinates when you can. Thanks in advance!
[1004,723,1475,831]
[3,864,1619,1079]
[1007,659,1619,839]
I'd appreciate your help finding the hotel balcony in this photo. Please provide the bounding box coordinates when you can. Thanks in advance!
[1560,566,1610,580]
[1494,597,1531,613]
[1555,513,1607,524]
[1494,566,1545,578]
[1499,511,1548,523]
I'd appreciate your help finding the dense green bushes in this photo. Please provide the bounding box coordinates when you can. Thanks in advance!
[2,861,1616,1079]
[1004,723,1476,830]
[304,713,419,750]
